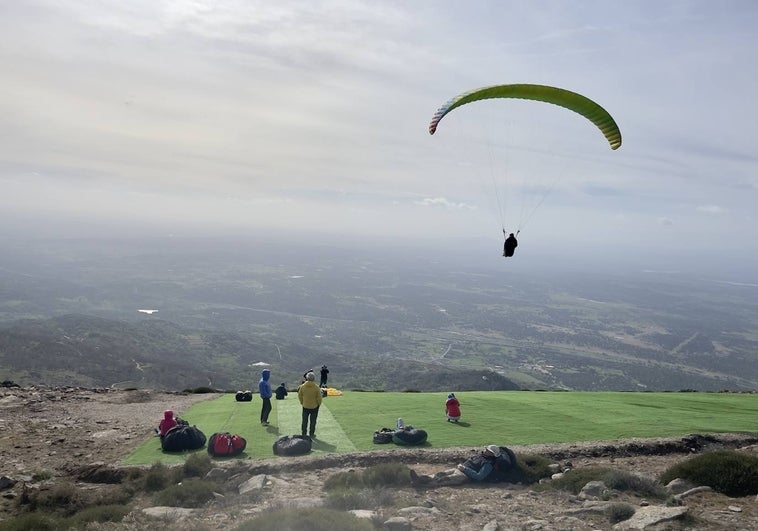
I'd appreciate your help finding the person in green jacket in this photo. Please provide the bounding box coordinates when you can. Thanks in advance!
[298,372,322,438]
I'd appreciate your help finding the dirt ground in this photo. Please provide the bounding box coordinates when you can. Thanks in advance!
[1,385,757,530]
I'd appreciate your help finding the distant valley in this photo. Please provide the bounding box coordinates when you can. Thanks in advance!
[1,236,757,392]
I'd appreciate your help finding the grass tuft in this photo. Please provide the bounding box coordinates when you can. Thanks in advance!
[607,502,636,523]
[153,478,216,507]
[234,507,375,531]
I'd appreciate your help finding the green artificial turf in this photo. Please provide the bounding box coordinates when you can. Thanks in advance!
[123,390,758,465]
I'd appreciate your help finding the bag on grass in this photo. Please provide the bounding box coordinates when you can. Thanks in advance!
[161,424,206,452]
[272,435,312,456]
[392,427,428,446]
[373,427,395,444]
[208,432,247,457]
[235,391,253,402]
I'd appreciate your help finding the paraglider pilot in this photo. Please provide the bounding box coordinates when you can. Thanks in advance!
[503,230,518,258]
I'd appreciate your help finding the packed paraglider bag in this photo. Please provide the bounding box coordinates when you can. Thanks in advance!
[392,426,428,446]
[207,432,247,457]
[161,424,207,452]
[272,435,312,456]
[235,390,253,402]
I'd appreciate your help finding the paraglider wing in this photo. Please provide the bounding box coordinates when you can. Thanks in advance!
[428,84,622,150]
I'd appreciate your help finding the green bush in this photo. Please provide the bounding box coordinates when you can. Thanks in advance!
[142,462,173,492]
[183,453,213,478]
[30,471,52,482]
[235,507,375,531]
[604,469,666,499]
[25,482,84,515]
[0,513,58,531]
[361,462,411,488]
[324,462,411,491]
[547,467,614,494]
[660,450,758,497]
[547,467,666,499]
[607,502,636,523]
[502,453,554,484]
[153,478,216,507]
[65,504,131,527]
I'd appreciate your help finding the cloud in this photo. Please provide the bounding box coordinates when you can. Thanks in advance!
[414,197,475,210]
[696,205,725,215]
[658,217,674,226]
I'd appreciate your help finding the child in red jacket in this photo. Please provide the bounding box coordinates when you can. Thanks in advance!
[157,409,178,438]
[445,393,461,423]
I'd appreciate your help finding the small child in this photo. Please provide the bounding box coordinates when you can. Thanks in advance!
[157,409,177,438]
[445,393,461,422]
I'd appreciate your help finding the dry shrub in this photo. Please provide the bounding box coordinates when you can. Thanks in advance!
[660,450,758,497]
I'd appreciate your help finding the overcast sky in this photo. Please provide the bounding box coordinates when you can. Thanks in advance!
[1,1,756,272]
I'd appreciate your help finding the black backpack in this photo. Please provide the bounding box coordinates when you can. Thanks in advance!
[392,427,428,446]
[488,446,517,482]
[373,427,395,444]
[161,425,207,452]
[272,435,312,456]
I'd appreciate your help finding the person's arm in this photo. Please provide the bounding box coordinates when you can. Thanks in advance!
[458,461,493,482]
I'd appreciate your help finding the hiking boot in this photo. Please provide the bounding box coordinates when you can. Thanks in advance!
[410,469,430,486]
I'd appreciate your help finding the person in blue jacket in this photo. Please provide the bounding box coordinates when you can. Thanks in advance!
[259,369,273,425]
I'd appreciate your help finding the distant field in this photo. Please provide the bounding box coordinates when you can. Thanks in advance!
[123,391,758,465]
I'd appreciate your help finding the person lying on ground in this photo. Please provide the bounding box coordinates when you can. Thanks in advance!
[410,445,502,486]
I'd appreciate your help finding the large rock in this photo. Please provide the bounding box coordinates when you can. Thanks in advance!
[613,506,688,529]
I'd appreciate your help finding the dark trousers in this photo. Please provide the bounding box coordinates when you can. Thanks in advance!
[301,406,319,437]
[260,397,272,423]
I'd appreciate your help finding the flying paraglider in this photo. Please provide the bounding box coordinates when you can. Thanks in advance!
[428,84,622,258]
[429,83,622,150]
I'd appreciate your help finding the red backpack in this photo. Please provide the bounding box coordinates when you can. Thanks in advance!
[207,432,247,457]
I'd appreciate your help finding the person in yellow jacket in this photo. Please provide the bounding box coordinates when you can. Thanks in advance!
[298,372,323,439]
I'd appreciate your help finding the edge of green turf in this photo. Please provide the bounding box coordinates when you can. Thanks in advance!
[123,391,758,466]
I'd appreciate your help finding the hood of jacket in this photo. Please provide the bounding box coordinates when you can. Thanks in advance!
[163,409,174,420]
[261,369,271,381]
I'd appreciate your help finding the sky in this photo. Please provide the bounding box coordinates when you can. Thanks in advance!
[1,1,757,273]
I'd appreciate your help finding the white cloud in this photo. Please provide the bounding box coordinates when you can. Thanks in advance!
[697,205,725,215]
[414,197,475,210]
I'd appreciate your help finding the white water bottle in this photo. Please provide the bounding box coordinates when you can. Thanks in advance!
[397,417,404,430]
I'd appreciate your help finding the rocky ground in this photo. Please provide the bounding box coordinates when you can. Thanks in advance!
[1,385,757,530]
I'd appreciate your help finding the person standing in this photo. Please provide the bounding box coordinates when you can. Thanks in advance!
[319,365,330,387]
[259,369,273,426]
[298,371,322,438]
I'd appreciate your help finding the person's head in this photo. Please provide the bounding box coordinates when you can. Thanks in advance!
[262,369,270,380]
[280,382,285,387]
[485,445,501,457]
[509,233,514,237]
[306,372,315,381]
[447,393,455,399]
[163,409,174,420]
[322,365,327,369]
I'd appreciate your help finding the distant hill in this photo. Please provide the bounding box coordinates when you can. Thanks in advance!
[0,314,520,392]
